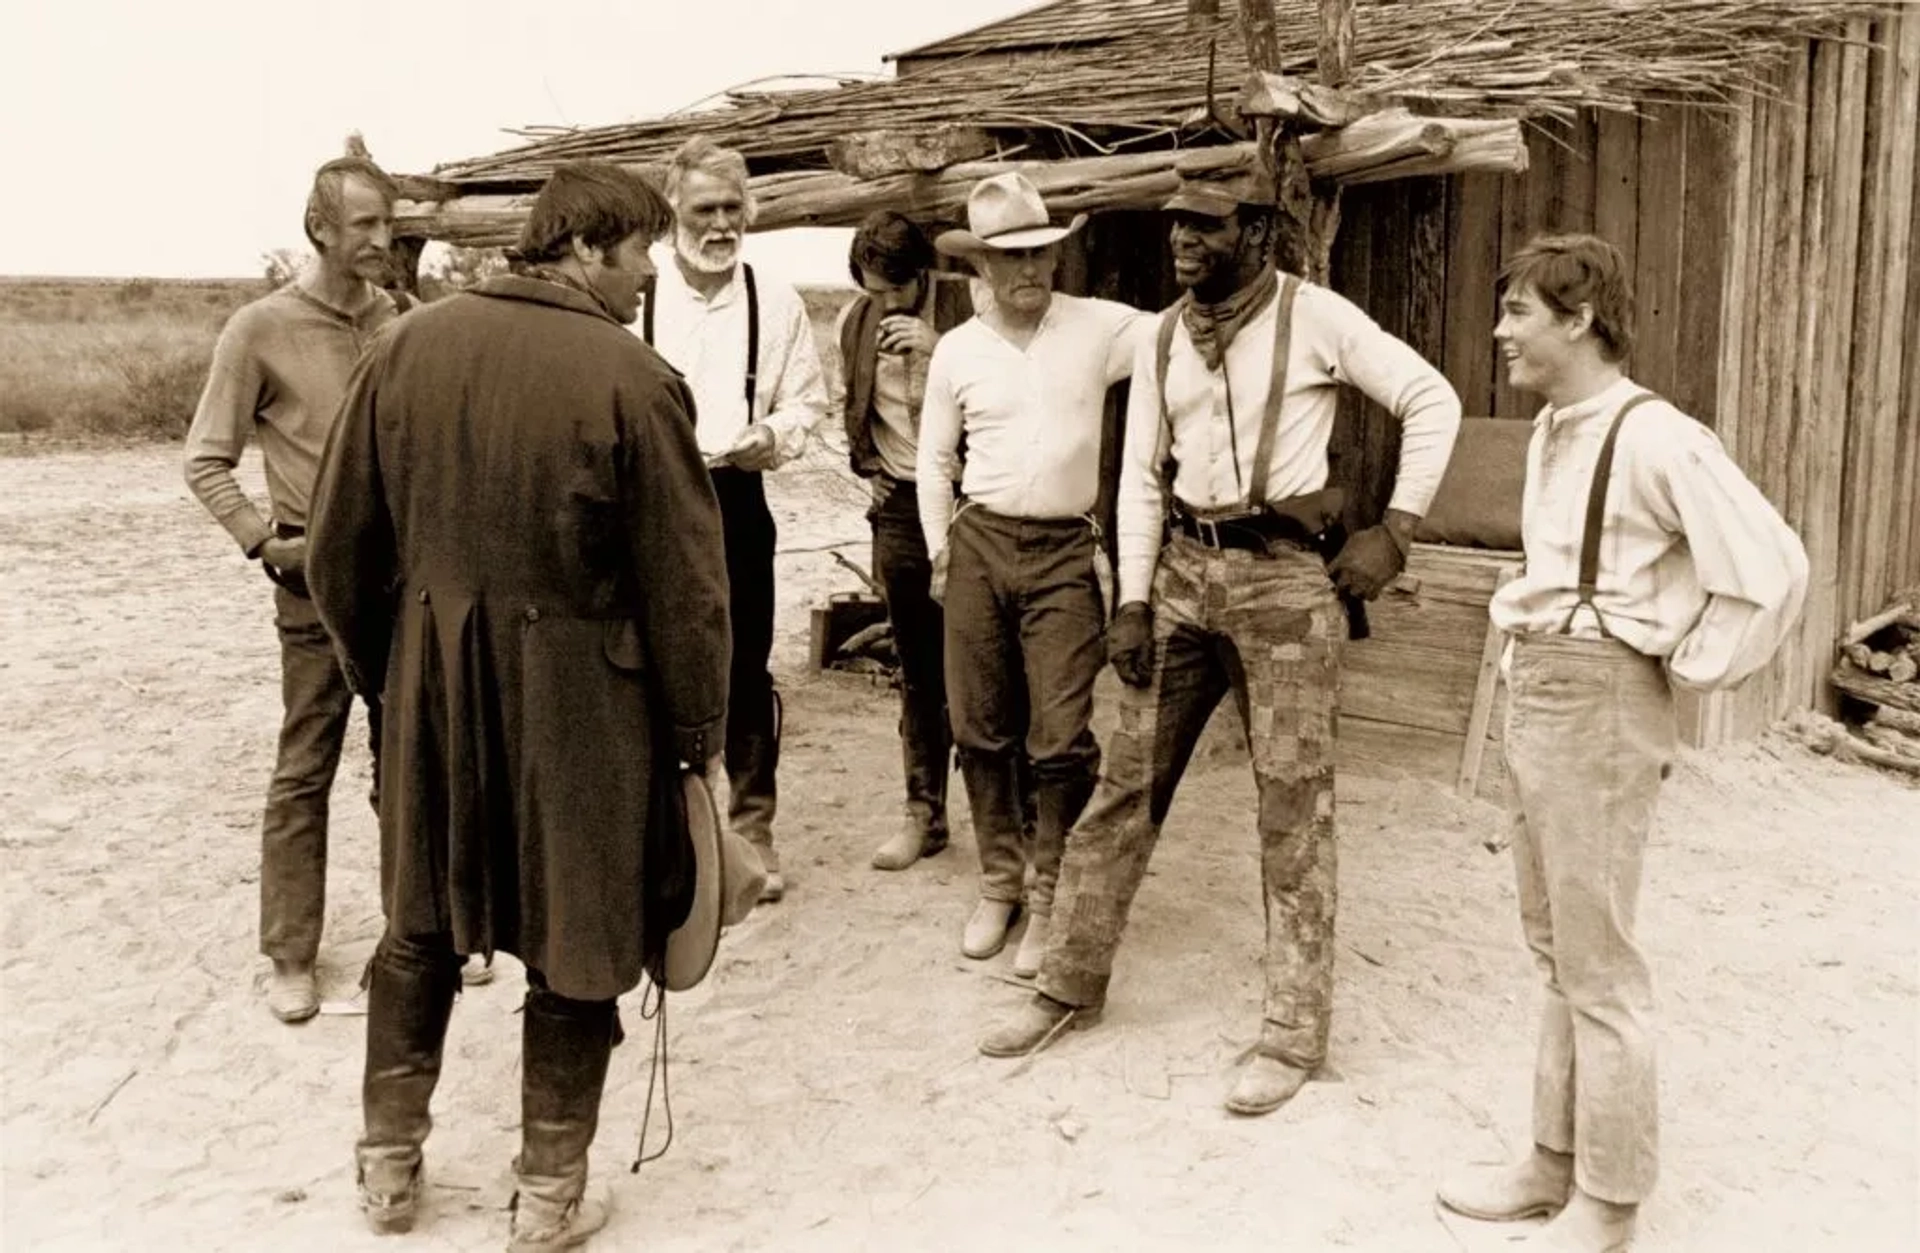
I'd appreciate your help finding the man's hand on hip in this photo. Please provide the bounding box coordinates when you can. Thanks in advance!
[1106,601,1156,688]
[259,535,307,574]
[725,423,780,472]
[1327,510,1416,601]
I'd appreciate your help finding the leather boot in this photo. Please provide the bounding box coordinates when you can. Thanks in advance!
[962,898,1020,959]
[978,992,1102,1058]
[871,819,948,871]
[356,935,461,1235]
[1437,1149,1574,1222]
[1010,912,1049,979]
[509,979,617,1251]
[1224,1022,1316,1116]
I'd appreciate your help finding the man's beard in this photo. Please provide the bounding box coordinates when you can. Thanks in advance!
[675,223,739,275]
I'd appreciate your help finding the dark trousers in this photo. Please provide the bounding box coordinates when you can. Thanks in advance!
[871,478,951,838]
[357,932,614,1190]
[1040,537,1344,1067]
[262,584,381,966]
[711,468,780,864]
[943,505,1104,914]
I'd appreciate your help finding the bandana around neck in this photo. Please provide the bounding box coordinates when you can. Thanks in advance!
[1182,266,1280,371]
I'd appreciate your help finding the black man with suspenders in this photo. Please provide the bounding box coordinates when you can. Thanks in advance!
[640,138,830,904]
[978,158,1463,1118]
[1439,235,1807,1253]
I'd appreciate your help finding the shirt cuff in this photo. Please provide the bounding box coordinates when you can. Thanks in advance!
[227,511,274,558]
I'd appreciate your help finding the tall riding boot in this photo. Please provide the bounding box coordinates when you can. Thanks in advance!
[355,933,461,1235]
[1015,770,1098,977]
[509,978,618,1251]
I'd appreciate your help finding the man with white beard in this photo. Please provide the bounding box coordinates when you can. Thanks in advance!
[640,137,829,902]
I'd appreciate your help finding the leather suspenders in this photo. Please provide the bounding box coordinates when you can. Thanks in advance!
[642,263,761,419]
[1152,273,1300,511]
[1557,391,1658,637]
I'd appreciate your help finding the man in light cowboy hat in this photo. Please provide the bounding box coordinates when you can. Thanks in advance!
[978,155,1463,1117]
[916,171,1150,977]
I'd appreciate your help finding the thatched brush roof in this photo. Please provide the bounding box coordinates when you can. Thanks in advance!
[419,0,1903,195]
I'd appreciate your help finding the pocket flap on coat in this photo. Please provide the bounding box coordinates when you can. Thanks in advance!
[603,619,647,672]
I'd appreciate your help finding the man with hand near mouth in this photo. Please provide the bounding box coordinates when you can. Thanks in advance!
[978,159,1461,1119]
[640,137,829,903]
[1437,234,1806,1253]
[184,152,406,1024]
[917,172,1149,979]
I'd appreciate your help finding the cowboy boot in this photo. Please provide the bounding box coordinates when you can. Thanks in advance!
[1437,1147,1574,1222]
[508,980,617,1251]
[355,935,461,1235]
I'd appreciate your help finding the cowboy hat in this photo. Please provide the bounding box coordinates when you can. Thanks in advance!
[935,172,1088,257]
[657,769,766,992]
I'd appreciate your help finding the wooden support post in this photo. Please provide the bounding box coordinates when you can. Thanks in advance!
[1318,0,1356,88]
[1240,0,1344,283]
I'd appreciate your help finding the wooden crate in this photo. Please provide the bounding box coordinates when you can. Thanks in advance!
[1337,543,1521,802]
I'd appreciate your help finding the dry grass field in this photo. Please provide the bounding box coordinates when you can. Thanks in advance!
[0,275,1915,1252]
[0,278,262,441]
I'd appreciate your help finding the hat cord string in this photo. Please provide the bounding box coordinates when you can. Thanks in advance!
[629,980,674,1172]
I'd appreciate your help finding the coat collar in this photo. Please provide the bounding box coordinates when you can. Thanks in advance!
[472,274,625,326]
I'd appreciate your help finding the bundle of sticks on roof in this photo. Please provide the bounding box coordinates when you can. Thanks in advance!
[425,0,1902,190]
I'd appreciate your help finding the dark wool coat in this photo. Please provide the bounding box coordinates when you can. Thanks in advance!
[307,275,731,1002]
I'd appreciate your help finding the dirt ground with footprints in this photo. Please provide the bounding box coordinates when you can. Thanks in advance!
[2,443,1915,1252]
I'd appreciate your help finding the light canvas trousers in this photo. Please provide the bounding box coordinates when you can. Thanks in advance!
[1503,633,1675,1204]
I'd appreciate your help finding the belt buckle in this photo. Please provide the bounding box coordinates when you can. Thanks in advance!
[1195,515,1225,549]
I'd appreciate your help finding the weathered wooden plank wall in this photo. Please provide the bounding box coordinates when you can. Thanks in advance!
[1707,14,1920,740]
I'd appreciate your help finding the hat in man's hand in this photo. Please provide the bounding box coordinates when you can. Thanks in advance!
[1163,153,1277,217]
[658,769,767,992]
[935,172,1088,256]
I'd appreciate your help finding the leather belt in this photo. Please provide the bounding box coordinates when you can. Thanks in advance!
[1169,504,1316,554]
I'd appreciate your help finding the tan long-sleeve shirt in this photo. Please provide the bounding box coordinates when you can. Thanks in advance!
[183,281,398,553]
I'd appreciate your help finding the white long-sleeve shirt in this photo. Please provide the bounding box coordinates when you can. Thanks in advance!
[916,293,1148,553]
[640,245,828,465]
[1115,280,1462,602]
[1488,377,1809,691]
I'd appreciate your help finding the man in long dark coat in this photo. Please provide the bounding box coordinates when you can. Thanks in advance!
[308,161,731,1250]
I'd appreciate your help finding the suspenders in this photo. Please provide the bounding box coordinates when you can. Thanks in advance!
[1556,391,1658,637]
[1152,274,1301,513]
[642,263,761,419]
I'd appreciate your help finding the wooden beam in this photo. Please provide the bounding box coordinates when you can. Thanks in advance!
[397,122,1527,244]
[825,126,995,179]
[1239,71,1370,127]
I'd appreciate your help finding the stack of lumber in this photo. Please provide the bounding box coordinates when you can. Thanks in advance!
[1828,587,1920,773]
[1832,588,1920,698]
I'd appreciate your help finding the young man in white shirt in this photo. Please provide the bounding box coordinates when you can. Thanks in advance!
[977,161,1463,1119]
[1436,234,1807,1252]
[918,172,1149,976]
[640,137,830,902]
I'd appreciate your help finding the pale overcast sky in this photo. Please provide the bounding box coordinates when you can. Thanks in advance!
[0,0,1033,280]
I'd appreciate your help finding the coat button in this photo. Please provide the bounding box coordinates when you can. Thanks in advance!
[525,606,540,622]
[418,589,429,603]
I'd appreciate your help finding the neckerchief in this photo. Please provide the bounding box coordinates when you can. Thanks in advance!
[1182,266,1280,372]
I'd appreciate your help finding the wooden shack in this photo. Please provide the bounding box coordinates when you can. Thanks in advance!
[392,0,1920,798]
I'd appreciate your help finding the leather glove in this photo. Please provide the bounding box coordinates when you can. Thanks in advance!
[1106,601,1156,688]
[1326,524,1407,601]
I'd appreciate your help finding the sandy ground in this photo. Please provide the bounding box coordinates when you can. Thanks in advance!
[1,443,1916,1253]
